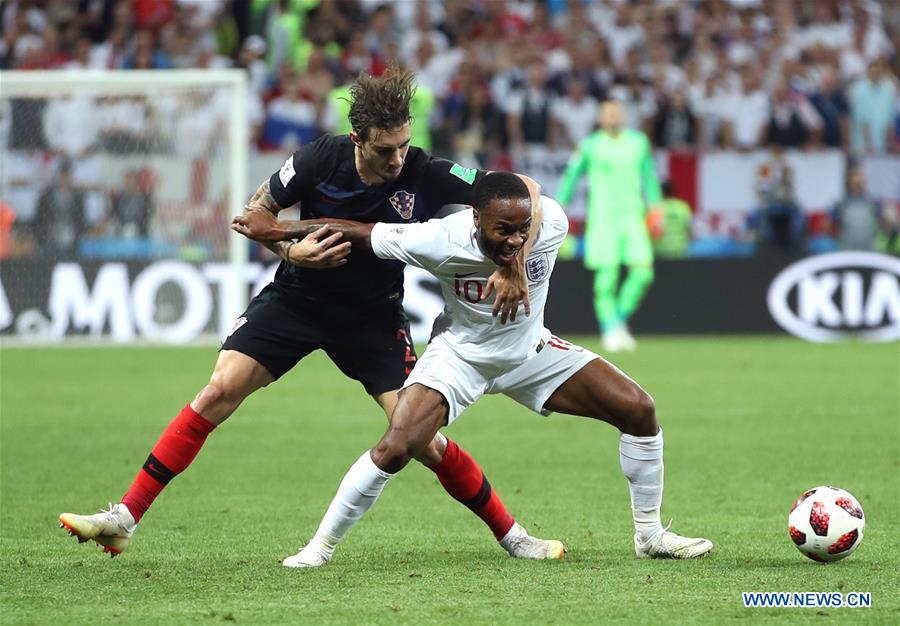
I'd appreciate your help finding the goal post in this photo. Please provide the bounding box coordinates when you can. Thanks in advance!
[0,69,250,342]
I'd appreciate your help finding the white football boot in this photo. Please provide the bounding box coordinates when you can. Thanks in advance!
[283,542,333,568]
[634,525,713,559]
[59,503,137,557]
[500,523,566,560]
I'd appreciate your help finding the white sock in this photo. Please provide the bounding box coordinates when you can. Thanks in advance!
[619,429,664,542]
[307,451,394,557]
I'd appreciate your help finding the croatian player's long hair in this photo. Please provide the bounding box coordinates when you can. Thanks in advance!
[473,172,531,214]
[348,63,416,142]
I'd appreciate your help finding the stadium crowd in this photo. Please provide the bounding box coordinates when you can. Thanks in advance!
[1,0,899,259]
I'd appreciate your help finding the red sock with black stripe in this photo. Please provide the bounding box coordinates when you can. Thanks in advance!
[428,438,515,540]
[121,404,217,522]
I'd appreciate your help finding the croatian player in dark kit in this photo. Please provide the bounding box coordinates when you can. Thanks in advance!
[59,67,564,562]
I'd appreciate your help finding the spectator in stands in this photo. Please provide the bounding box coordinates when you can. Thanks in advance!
[123,29,171,70]
[642,41,684,94]
[364,3,397,61]
[264,0,304,73]
[410,37,447,98]
[342,29,381,77]
[607,75,656,135]
[11,30,47,70]
[723,66,769,151]
[652,88,697,150]
[793,0,851,52]
[527,0,564,52]
[829,166,885,251]
[34,161,87,260]
[91,26,129,69]
[445,81,506,168]
[658,5,691,64]
[105,169,154,239]
[551,76,599,149]
[41,94,103,208]
[840,20,871,82]
[854,3,895,63]
[848,59,898,155]
[748,146,806,252]
[506,57,556,151]
[237,35,270,95]
[549,34,610,102]
[96,96,150,154]
[765,81,822,149]
[690,74,730,149]
[601,2,645,67]
[808,68,849,148]
[40,25,70,68]
[400,1,448,67]
[300,44,338,104]
[261,70,318,151]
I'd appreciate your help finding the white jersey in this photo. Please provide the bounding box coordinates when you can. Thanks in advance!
[371,196,569,366]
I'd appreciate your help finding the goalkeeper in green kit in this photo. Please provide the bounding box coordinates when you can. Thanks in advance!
[557,100,662,352]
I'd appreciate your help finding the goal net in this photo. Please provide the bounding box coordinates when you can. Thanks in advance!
[0,69,251,343]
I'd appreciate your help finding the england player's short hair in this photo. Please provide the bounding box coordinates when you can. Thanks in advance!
[348,64,416,142]
[473,172,530,214]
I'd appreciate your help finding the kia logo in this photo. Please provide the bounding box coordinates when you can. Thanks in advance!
[767,252,900,342]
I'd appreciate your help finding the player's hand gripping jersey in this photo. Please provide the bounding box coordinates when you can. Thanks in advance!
[371,196,568,366]
[269,134,485,318]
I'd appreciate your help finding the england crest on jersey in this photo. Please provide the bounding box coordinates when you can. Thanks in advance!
[526,253,549,281]
[388,190,415,220]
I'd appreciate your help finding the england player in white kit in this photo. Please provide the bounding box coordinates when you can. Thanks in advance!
[274,173,713,566]
[376,189,595,424]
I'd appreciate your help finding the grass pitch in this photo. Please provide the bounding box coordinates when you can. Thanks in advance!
[1,337,898,625]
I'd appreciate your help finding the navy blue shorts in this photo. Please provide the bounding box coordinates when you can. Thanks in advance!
[222,284,417,396]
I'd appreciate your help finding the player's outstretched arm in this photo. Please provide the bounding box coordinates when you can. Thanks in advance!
[231,209,371,267]
[483,174,543,324]
[234,177,354,268]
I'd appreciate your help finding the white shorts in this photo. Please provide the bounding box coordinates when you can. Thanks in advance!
[403,333,599,424]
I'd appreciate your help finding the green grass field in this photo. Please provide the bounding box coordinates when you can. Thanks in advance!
[1,337,898,625]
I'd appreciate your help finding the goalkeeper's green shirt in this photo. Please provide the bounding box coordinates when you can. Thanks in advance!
[557,129,662,223]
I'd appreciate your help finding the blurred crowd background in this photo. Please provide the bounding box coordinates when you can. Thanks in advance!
[1,0,899,262]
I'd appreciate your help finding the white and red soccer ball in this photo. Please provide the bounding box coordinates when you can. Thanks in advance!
[788,486,865,563]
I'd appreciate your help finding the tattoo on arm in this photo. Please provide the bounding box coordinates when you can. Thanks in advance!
[245,179,286,257]
[244,180,281,216]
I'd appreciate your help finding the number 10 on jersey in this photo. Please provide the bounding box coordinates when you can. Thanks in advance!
[455,278,483,304]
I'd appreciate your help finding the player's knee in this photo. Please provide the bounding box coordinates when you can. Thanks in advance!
[192,379,239,423]
[594,269,618,293]
[373,431,419,474]
[624,388,658,437]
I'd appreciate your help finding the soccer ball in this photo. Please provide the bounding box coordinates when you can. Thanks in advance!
[788,486,865,562]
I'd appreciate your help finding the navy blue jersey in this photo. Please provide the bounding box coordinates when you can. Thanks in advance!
[267,134,485,319]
